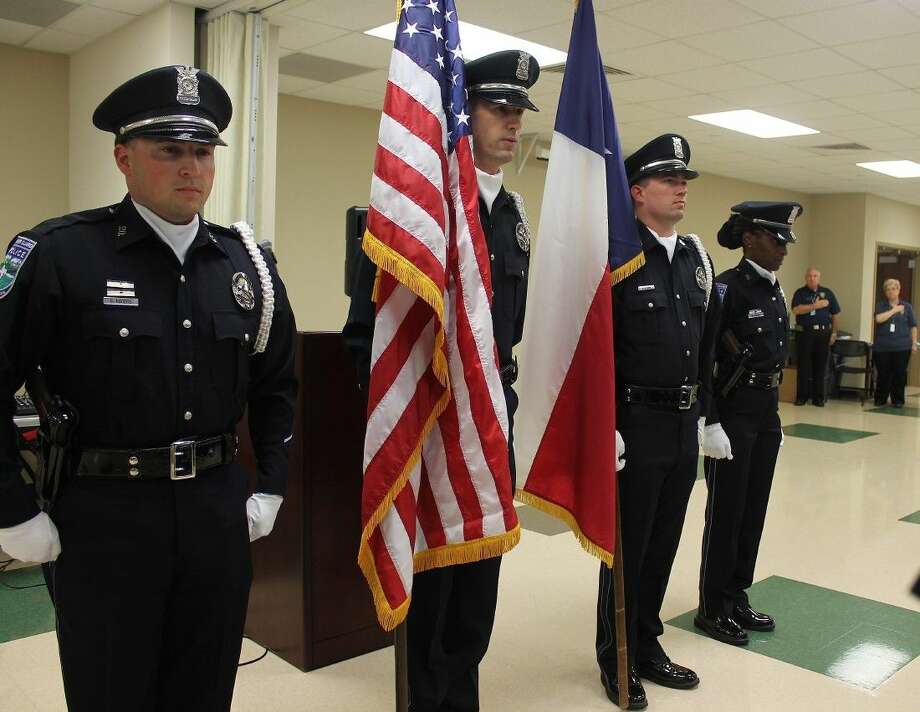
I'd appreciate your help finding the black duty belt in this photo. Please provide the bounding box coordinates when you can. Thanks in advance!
[740,369,782,390]
[77,434,238,481]
[622,384,699,411]
[500,357,518,387]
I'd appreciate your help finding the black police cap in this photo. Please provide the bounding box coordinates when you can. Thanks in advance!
[466,50,540,112]
[624,134,699,185]
[717,201,803,249]
[93,66,232,146]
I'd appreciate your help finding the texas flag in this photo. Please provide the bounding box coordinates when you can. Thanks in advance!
[514,0,642,565]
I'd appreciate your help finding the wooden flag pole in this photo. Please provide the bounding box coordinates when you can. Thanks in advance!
[395,622,410,712]
[613,496,629,710]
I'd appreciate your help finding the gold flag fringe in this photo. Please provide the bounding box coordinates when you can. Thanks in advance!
[609,251,645,286]
[515,490,614,568]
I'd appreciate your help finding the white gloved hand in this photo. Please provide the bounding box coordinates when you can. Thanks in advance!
[615,430,626,472]
[246,493,283,543]
[0,512,61,564]
[702,424,733,460]
[697,416,706,447]
[779,431,785,448]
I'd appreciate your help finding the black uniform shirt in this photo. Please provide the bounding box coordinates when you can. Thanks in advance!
[791,284,840,328]
[344,189,529,393]
[613,221,717,411]
[708,259,789,424]
[0,196,298,526]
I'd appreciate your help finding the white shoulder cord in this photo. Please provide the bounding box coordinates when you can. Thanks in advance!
[508,191,531,251]
[230,221,274,354]
[686,233,712,308]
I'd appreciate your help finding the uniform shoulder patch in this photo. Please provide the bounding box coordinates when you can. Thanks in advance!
[0,236,38,299]
[715,282,728,303]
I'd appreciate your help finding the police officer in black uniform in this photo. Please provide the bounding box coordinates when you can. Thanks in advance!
[344,50,538,712]
[0,66,297,711]
[695,202,802,646]
[596,134,718,709]
[791,268,840,406]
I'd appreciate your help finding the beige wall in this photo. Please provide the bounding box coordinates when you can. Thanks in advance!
[69,2,195,211]
[0,45,69,239]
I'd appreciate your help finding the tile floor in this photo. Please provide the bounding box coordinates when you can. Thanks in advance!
[1,395,919,711]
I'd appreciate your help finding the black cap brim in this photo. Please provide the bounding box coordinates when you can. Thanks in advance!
[630,161,699,184]
[124,126,226,146]
[766,227,796,244]
[473,90,539,112]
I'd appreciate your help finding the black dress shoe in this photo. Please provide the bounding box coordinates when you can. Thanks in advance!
[636,658,699,689]
[732,603,775,631]
[813,398,825,407]
[693,614,749,645]
[600,667,647,710]
[893,402,904,409]
[794,398,807,406]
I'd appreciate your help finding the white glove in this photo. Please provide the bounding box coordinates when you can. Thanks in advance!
[779,431,785,448]
[615,430,626,472]
[697,416,706,447]
[0,512,61,564]
[702,424,733,460]
[246,493,283,543]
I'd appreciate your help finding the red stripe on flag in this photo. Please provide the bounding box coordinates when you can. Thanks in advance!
[369,527,408,611]
[392,485,418,546]
[436,397,486,541]
[455,139,494,302]
[366,207,446,292]
[523,270,617,556]
[384,82,447,161]
[375,146,447,233]
[416,460,448,549]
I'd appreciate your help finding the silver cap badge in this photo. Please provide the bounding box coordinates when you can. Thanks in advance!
[516,51,531,81]
[176,66,201,106]
[788,205,799,223]
[232,272,255,311]
[672,136,684,159]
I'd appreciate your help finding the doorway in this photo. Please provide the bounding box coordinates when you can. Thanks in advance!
[874,245,919,387]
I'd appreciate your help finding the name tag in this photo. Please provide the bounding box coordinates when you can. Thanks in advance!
[748,309,764,319]
[638,284,655,292]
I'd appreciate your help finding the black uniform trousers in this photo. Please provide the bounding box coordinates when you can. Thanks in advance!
[597,404,698,669]
[407,387,517,712]
[45,462,252,712]
[699,388,781,618]
[873,350,911,406]
[795,328,830,402]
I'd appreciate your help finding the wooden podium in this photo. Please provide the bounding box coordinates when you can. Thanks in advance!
[239,331,390,671]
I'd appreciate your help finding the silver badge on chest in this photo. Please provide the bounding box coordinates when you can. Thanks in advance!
[232,272,255,311]
[176,66,201,106]
[695,266,706,290]
[515,222,530,254]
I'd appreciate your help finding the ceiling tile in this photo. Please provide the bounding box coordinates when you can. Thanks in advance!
[641,94,738,116]
[276,16,350,51]
[25,27,91,53]
[604,0,763,39]
[741,48,864,82]
[756,99,852,121]
[682,20,817,61]
[285,0,395,32]
[0,0,78,27]
[834,33,920,69]
[810,113,888,131]
[835,125,914,142]
[789,71,902,98]
[279,52,374,82]
[86,0,162,15]
[278,74,325,96]
[520,16,664,55]
[732,0,869,18]
[302,32,393,69]
[612,102,674,124]
[51,4,133,36]
[878,65,920,89]
[834,90,920,112]
[603,40,723,76]
[334,68,390,94]
[777,1,920,45]
[865,108,920,128]
[661,64,774,92]
[712,83,818,107]
[458,0,581,35]
[608,77,697,103]
[0,17,42,45]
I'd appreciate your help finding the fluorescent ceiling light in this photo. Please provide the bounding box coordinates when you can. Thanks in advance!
[857,160,920,178]
[688,110,819,138]
[364,20,566,67]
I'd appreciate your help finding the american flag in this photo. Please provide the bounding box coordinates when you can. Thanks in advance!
[358,0,520,631]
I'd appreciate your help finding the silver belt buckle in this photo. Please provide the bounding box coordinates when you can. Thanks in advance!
[170,440,197,480]
[678,385,693,410]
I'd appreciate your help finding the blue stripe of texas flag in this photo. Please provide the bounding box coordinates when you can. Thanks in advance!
[554,0,640,274]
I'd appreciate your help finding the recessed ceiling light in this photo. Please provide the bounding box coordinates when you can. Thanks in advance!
[688,110,819,138]
[857,160,920,178]
[364,20,567,67]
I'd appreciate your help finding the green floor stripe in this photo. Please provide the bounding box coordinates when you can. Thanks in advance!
[667,576,920,690]
[899,510,920,525]
[867,405,920,417]
[0,565,55,644]
[782,423,877,444]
